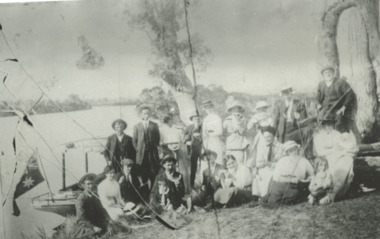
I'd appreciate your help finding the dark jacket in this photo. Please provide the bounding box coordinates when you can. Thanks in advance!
[76,191,109,231]
[133,121,160,165]
[103,134,136,172]
[150,171,185,209]
[273,98,307,142]
[118,172,142,204]
[317,78,355,120]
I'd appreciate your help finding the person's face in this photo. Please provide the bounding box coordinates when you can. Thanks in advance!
[322,69,334,83]
[286,147,299,156]
[83,179,95,192]
[114,123,124,135]
[123,165,132,175]
[263,131,274,146]
[318,161,327,172]
[163,161,175,173]
[226,158,238,171]
[106,171,115,181]
[323,124,334,134]
[158,182,168,193]
[283,93,292,101]
[141,109,150,121]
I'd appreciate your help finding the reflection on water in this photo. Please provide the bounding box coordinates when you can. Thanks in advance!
[0,106,138,238]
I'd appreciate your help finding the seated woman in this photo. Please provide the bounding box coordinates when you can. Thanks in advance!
[261,141,314,208]
[252,126,284,198]
[118,158,142,205]
[150,156,185,212]
[313,117,358,202]
[308,156,333,205]
[187,150,224,211]
[98,166,125,221]
[214,155,253,207]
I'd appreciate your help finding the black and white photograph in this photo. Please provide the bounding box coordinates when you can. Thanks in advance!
[0,0,380,238]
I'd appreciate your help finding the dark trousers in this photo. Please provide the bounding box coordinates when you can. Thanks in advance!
[189,144,202,187]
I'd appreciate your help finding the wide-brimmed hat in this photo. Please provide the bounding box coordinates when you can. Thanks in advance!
[121,158,134,166]
[226,101,245,113]
[167,143,180,151]
[261,126,276,135]
[255,101,269,110]
[200,149,217,161]
[161,155,177,165]
[112,119,127,130]
[137,103,152,112]
[321,66,335,74]
[202,100,214,109]
[103,166,115,174]
[280,86,294,95]
[78,173,97,185]
[283,141,300,153]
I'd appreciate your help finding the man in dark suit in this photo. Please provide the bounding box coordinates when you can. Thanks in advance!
[273,86,314,159]
[317,66,356,133]
[103,119,136,174]
[118,158,142,204]
[183,112,203,188]
[76,173,110,237]
[133,105,160,191]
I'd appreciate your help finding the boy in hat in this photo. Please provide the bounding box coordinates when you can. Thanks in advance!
[317,66,356,133]
[76,173,110,236]
[104,119,136,174]
[183,112,203,188]
[133,104,160,193]
[150,156,185,210]
[118,158,142,205]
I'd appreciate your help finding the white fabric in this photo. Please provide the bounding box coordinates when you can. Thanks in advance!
[252,167,273,197]
[98,179,124,220]
[285,99,294,123]
[117,134,124,142]
[272,156,314,182]
[203,112,224,165]
[226,164,252,189]
[159,124,181,145]
[313,130,358,200]
[247,112,274,130]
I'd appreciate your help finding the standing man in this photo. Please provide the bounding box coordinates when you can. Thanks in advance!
[133,104,160,194]
[183,112,203,188]
[317,66,356,133]
[104,119,136,174]
[76,173,110,237]
[273,86,308,144]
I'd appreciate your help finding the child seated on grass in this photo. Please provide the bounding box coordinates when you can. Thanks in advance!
[308,156,333,205]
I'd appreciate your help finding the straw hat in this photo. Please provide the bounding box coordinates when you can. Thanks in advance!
[255,101,269,110]
[261,126,276,135]
[321,66,335,74]
[226,101,245,113]
[161,155,177,165]
[137,103,152,112]
[78,173,97,185]
[123,202,141,216]
[283,141,300,153]
[121,158,134,166]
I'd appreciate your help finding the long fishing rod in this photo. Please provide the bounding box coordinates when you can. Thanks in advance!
[183,1,221,238]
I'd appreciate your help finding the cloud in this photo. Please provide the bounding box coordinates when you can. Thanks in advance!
[76,35,105,70]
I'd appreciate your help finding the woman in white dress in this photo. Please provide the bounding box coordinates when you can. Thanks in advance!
[202,100,225,166]
[313,118,358,203]
[98,166,124,220]
[223,101,250,166]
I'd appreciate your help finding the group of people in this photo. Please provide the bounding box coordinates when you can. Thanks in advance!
[75,66,359,236]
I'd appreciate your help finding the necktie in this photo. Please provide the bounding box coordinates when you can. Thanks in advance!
[267,144,273,162]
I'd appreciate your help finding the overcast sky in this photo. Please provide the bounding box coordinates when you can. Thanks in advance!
[0,0,356,101]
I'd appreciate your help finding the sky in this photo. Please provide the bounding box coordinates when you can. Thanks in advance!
[0,0,356,102]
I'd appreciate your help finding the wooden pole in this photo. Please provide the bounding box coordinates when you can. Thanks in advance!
[85,152,88,173]
[62,152,66,190]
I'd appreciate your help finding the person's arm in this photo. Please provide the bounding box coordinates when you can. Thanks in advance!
[272,103,280,131]
[132,125,138,150]
[154,123,161,146]
[176,173,185,199]
[297,101,308,120]
[340,80,355,112]
[103,137,111,165]
[316,82,323,110]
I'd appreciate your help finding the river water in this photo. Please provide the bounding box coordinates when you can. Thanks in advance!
[0,106,140,238]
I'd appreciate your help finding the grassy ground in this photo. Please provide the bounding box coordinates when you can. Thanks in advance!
[131,191,380,239]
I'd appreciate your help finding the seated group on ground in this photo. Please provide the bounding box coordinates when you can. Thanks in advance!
[74,66,372,236]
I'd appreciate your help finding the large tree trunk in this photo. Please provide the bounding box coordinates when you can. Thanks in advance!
[347,8,378,139]
[318,0,355,76]
[319,0,379,141]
